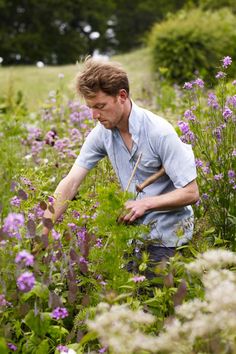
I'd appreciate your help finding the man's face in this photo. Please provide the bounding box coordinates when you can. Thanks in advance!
[85,90,127,129]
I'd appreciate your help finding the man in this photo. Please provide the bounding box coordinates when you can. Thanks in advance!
[43,58,199,276]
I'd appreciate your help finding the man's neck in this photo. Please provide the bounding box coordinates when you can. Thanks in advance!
[117,98,132,134]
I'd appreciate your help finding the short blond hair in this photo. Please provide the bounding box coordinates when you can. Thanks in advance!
[75,58,129,98]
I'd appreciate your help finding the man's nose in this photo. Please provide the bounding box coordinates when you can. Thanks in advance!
[92,109,100,120]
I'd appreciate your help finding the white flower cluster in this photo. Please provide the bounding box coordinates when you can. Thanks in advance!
[155,248,236,353]
[87,302,159,354]
[87,249,236,354]
[186,249,236,273]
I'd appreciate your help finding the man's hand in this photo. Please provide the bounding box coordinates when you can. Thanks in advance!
[118,199,149,224]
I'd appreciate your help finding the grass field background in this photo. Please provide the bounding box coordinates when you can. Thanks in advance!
[0,48,153,111]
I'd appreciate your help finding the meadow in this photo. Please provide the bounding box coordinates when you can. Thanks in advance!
[0,49,235,354]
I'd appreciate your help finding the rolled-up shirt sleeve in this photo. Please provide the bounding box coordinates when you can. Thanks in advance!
[75,125,107,170]
[157,133,197,188]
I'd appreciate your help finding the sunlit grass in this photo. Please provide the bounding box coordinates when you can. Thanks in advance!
[0,47,153,111]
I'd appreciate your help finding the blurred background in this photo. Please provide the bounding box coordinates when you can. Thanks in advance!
[0,0,236,109]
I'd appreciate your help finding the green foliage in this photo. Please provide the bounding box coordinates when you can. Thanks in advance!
[199,0,236,12]
[0,51,236,353]
[0,0,115,64]
[178,61,236,248]
[148,8,236,84]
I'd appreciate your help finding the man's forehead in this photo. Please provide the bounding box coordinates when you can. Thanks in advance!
[85,91,114,105]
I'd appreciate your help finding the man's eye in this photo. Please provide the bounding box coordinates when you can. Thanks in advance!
[96,104,105,109]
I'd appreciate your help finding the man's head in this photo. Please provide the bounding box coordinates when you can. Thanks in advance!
[75,57,130,99]
[75,58,131,130]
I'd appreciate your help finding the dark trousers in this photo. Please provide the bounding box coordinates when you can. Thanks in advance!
[126,243,176,281]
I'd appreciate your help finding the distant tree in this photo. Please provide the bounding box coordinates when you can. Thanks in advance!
[0,0,115,64]
[113,0,187,52]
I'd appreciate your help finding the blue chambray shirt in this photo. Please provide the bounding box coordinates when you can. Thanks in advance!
[75,101,197,247]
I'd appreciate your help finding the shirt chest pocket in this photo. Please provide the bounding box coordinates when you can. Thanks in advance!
[138,156,162,176]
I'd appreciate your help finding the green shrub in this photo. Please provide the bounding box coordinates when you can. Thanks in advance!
[148,8,236,84]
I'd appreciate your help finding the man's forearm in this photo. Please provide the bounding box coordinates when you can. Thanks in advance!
[121,180,199,223]
[44,177,79,222]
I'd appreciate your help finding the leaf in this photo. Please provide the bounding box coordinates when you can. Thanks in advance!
[0,338,8,354]
[203,227,215,236]
[18,189,28,200]
[48,205,55,214]
[39,201,47,210]
[79,331,98,346]
[35,339,49,354]
[24,310,51,336]
[27,219,36,237]
[173,280,187,307]
[42,217,53,230]
[48,291,62,309]
[163,272,174,288]
[41,234,49,248]
[22,334,41,354]
[47,325,69,340]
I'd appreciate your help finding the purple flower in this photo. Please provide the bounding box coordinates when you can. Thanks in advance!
[48,195,54,204]
[10,196,21,207]
[69,128,81,142]
[51,307,68,320]
[34,203,44,219]
[54,138,70,152]
[3,213,25,239]
[203,166,210,174]
[184,109,196,121]
[183,82,193,90]
[208,93,219,109]
[202,193,209,200]
[52,229,61,240]
[228,170,235,178]
[131,275,146,283]
[95,238,103,248]
[213,127,222,142]
[232,149,236,157]
[177,121,190,134]
[232,80,236,86]
[215,71,226,79]
[214,173,223,181]
[223,107,233,120]
[227,95,236,108]
[222,56,232,68]
[15,250,34,266]
[79,256,88,265]
[194,78,204,88]
[180,131,195,144]
[68,223,78,232]
[0,294,7,307]
[7,343,17,351]
[195,159,203,168]
[17,272,35,292]
[98,347,108,353]
[77,228,86,242]
[31,140,45,156]
[45,130,57,145]
[72,210,80,218]
[57,345,69,353]
[27,127,42,141]
[20,177,34,189]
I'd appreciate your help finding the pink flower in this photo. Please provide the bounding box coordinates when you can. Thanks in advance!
[131,275,146,283]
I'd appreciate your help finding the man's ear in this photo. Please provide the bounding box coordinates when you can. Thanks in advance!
[118,89,128,102]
